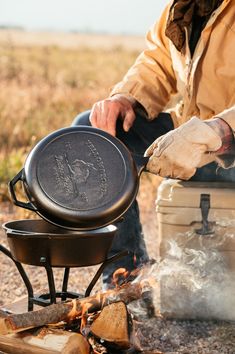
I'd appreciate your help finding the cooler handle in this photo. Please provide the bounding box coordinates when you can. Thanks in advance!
[195,193,214,235]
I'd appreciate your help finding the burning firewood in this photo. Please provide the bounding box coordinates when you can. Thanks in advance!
[0,281,152,335]
[90,301,133,350]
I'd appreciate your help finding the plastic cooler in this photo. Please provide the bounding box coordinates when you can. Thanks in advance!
[155,179,235,320]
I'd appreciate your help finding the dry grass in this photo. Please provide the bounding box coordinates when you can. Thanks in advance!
[0,30,144,199]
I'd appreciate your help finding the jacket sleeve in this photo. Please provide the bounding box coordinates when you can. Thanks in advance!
[110,1,177,120]
[216,106,235,133]
[213,106,235,168]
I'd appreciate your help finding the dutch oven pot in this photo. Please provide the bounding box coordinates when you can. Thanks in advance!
[9,126,149,230]
[3,219,117,267]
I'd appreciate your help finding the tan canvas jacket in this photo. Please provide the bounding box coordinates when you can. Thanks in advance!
[110,0,235,133]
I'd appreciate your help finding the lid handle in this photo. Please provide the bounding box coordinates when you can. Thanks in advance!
[9,169,37,211]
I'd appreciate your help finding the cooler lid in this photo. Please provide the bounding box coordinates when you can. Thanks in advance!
[156,179,235,209]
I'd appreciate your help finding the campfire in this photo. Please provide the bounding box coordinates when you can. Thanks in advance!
[1,237,235,353]
[0,273,158,354]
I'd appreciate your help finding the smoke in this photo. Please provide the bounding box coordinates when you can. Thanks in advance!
[131,230,235,321]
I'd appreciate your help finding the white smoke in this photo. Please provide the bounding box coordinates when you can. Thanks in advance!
[132,230,235,321]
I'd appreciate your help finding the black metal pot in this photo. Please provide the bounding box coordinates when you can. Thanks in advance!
[9,126,148,230]
[3,219,117,267]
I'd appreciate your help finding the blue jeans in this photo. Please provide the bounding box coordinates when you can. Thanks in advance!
[72,110,235,287]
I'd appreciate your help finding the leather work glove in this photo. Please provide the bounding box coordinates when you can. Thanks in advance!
[144,117,222,180]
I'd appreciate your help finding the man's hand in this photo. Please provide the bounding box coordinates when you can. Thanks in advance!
[89,94,137,136]
[144,117,222,180]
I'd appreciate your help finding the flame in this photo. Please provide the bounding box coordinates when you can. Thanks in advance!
[80,301,93,334]
[112,267,129,287]
[67,299,79,321]
[133,254,137,266]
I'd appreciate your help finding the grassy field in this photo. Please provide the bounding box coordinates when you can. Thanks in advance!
[0,30,144,200]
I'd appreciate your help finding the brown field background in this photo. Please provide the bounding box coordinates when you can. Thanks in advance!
[0,29,160,255]
[0,30,144,196]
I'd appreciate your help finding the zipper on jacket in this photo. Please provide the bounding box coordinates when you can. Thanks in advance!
[185,2,227,101]
[186,59,193,99]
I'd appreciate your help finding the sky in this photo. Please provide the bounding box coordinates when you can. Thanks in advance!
[0,0,167,35]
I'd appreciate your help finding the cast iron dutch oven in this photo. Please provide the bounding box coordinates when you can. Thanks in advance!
[3,219,117,267]
[9,126,148,230]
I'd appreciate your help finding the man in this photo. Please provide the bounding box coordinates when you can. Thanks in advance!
[73,0,235,287]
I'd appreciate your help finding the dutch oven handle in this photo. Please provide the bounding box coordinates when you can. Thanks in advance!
[9,169,37,211]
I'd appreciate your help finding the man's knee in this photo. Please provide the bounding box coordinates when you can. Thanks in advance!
[71,110,91,126]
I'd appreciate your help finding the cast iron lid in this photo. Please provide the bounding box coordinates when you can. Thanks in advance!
[16,126,139,230]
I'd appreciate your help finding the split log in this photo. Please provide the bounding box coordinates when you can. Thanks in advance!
[0,334,57,354]
[0,328,90,354]
[0,281,151,335]
[90,301,132,349]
